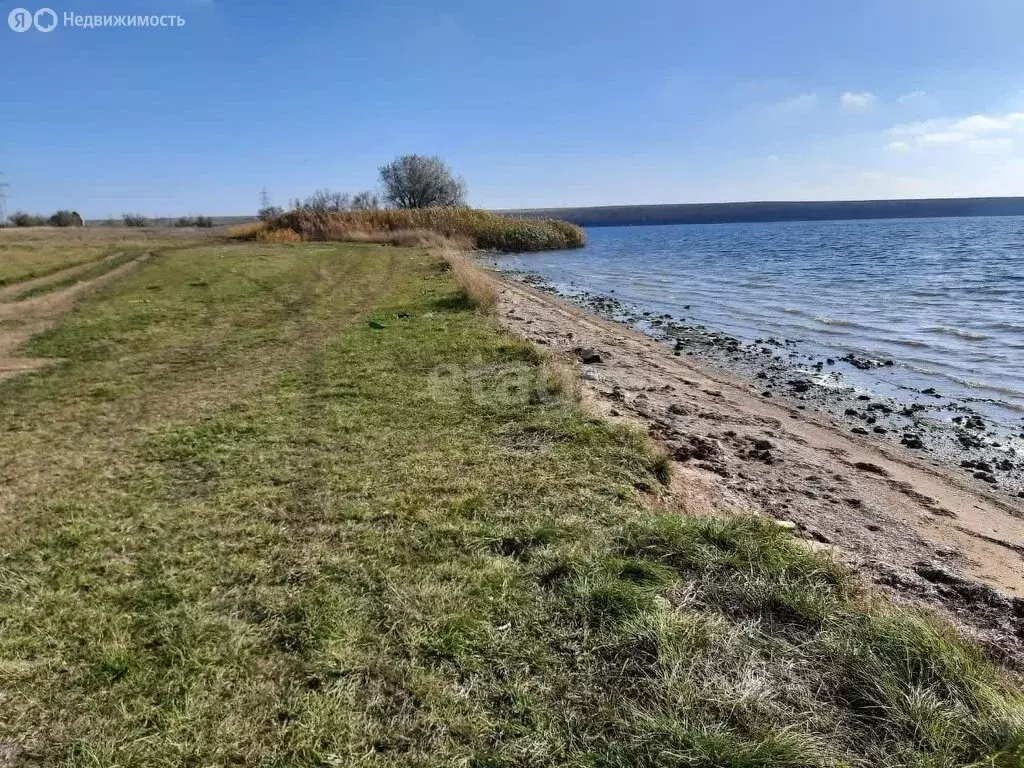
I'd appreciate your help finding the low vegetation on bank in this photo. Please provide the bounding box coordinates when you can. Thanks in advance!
[5,210,84,228]
[239,207,586,252]
[0,230,1020,766]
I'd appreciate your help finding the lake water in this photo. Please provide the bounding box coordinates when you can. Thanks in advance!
[491,217,1024,425]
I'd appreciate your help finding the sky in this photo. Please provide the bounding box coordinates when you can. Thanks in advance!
[4,0,1024,217]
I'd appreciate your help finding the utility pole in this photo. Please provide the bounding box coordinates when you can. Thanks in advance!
[259,186,272,212]
[0,172,9,223]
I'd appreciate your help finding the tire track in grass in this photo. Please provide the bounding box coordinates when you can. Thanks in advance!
[0,251,121,302]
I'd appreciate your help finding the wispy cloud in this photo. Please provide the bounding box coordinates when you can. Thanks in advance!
[772,92,817,113]
[840,91,877,109]
[897,90,926,104]
[884,141,911,152]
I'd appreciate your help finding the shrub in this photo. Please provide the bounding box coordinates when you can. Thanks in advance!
[173,216,213,228]
[261,208,585,253]
[8,212,48,227]
[258,206,284,221]
[48,210,84,227]
[123,214,148,227]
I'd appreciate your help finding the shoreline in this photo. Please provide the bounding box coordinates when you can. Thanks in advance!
[493,270,1024,662]
[502,270,1024,500]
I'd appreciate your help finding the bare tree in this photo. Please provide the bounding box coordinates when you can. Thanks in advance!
[302,189,351,212]
[350,190,381,211]
[379,155,467,209]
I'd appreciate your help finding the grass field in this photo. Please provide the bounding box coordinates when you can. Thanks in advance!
[0,228,197,286]
[0,233,1021,766]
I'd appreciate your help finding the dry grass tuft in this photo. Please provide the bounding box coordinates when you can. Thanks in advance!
[225,222,266,239]
[441,249,498,313]
[540,358,582,403]
[256,227,303,244]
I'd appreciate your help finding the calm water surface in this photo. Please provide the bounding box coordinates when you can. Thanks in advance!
[491,217,1024,423]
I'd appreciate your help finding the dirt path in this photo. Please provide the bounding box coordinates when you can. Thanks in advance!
[496,276,1024,661]
[0,254,150,381]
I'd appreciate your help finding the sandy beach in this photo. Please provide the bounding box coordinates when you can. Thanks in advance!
[495,274,1024,662]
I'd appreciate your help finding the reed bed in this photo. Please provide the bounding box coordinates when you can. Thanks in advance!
[235,207,586,252]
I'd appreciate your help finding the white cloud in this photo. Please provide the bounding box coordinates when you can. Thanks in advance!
[968,137,1014,153]
[840,91,876,109]
[897,90,926,104]
[890,111,1024,147]
[884,141,911,152]
[918,131,970,144]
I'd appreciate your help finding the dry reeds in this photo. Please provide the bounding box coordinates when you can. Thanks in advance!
[242,208,585,253]
[440,248,499,313]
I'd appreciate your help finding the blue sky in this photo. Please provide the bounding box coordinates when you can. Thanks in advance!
[5,0,1024,217]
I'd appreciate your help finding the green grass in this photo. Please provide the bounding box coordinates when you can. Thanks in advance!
[0,237,1020,766]
[11,251,144,300]
[0,229,184,287]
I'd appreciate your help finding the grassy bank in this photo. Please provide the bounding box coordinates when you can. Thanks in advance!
[0,235,1020,766]
[247,207,586,252]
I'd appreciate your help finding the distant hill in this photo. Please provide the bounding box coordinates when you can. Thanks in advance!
[498,197,1024,228]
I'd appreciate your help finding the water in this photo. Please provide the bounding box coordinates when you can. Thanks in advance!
[490,217,1024,426]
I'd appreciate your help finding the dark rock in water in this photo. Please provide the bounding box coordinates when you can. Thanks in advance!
[974,472,997,484]
[789,379,812,393]
[901,435,924,449]
[826,358,836,365]
[842,354,882,370]
[851,427,870,435]
[857,394,872,401]
[575,348,603,364]
[921,387,938,396]
[873,426,888,434]
[844,408,860,416]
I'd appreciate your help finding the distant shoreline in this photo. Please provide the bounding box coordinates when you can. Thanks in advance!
[80,196,1024,230]
[500,196,1024,228]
